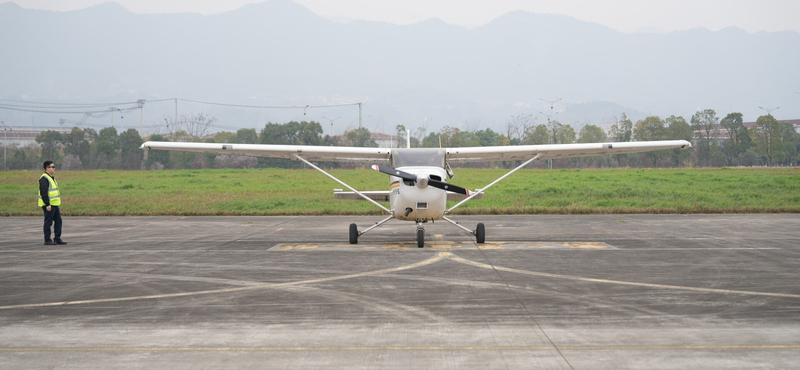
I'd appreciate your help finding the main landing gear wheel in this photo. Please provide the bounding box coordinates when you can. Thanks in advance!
[417,228,425,248]
[349,223,359,244]
[476,223,485,244]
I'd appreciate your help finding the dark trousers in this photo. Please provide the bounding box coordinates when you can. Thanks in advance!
[43,206,62,242]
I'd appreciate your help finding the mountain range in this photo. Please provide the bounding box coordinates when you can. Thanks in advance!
[1,0,798,135]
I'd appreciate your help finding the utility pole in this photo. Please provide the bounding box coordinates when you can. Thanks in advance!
[358,103,362,129]
[138,99,145,135]
[757,106,780,167]
[1,121,7,171]
[322,116,340,137]
[539,107,561,170]
[758,106,780,116]
[540,98,565,170]
[540,97,562,111]
[174,98,178,129]
[539,111,556,170]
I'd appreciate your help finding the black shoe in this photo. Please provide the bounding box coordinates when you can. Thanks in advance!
[44,241,56,245]
[55,240,68,245]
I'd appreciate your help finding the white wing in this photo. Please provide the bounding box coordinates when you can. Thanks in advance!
[140,140,690,163]
[140,142,391,162]
[445,140,691,162]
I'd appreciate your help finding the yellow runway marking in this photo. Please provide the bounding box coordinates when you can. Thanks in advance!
[272,241,612,251]
[0,252,451,310]
[447,254,800,299]
[5,246,798,310]
[0,344,797,352]
[272,243,464,250]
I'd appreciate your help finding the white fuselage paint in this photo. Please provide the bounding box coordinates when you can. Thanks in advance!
[390,166,448,222]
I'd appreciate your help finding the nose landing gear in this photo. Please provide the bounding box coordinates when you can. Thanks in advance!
[416,222,425,248]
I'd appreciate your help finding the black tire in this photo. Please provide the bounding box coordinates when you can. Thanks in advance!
[349,223,358,244]
[417,228,425,248]
[476,223,485,244]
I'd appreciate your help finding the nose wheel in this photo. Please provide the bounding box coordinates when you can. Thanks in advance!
[416,222,425,248]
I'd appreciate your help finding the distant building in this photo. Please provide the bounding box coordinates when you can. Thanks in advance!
[744,119,800,134]
[594,120,617,136]
[370,132,400,148]
[693,119,800,142]
[0,126,72,147]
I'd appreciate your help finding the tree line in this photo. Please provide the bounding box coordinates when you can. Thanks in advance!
[2,120,378,171]
[5,126,146,171]
[402,110,798,168]
[2,110,798,171]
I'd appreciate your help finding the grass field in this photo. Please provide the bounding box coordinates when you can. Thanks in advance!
[2,167,799,216]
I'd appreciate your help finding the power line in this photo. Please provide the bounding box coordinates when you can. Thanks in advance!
[0,97,364,134]
[0,102,137,109]
[0,97,361,113]
[0,98,142,114]
[176,98,360,110]
[0,98,140,106]
[0,105,139,114]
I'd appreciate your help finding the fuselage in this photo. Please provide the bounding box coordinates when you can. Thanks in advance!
[390,166,448,222]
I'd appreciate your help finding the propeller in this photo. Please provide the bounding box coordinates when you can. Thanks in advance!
[371,165,471,195]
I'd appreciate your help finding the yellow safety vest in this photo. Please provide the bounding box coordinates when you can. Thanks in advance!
[38,173,61,207]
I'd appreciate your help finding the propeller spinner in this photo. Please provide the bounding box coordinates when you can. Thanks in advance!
[371,165,471,195]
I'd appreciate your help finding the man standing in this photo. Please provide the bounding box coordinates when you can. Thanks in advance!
[39,161,67,245]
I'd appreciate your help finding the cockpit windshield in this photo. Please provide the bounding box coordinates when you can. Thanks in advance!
[391,148,445,168]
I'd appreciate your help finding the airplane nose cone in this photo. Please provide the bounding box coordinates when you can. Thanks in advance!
[416,176,428,188]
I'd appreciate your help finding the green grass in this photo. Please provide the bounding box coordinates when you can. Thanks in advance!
[1,167,799,216]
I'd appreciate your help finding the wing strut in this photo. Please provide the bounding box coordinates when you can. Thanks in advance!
[441,216,474,234]
[293,154,391,214]
[446,154,542,214]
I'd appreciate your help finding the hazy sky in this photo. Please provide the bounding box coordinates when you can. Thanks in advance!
[2,0,799,33]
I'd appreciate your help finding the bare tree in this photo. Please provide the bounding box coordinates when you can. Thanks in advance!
[215,155,258,169]
[463,118,482,133]
[176,113,216,141]
[61,154,83,171]
[506,113,536,144]
[413,122,429,145]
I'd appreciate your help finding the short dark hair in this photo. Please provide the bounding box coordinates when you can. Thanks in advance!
[43,161,54,170]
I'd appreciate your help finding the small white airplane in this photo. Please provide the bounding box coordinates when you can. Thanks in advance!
[140,137,691,247]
